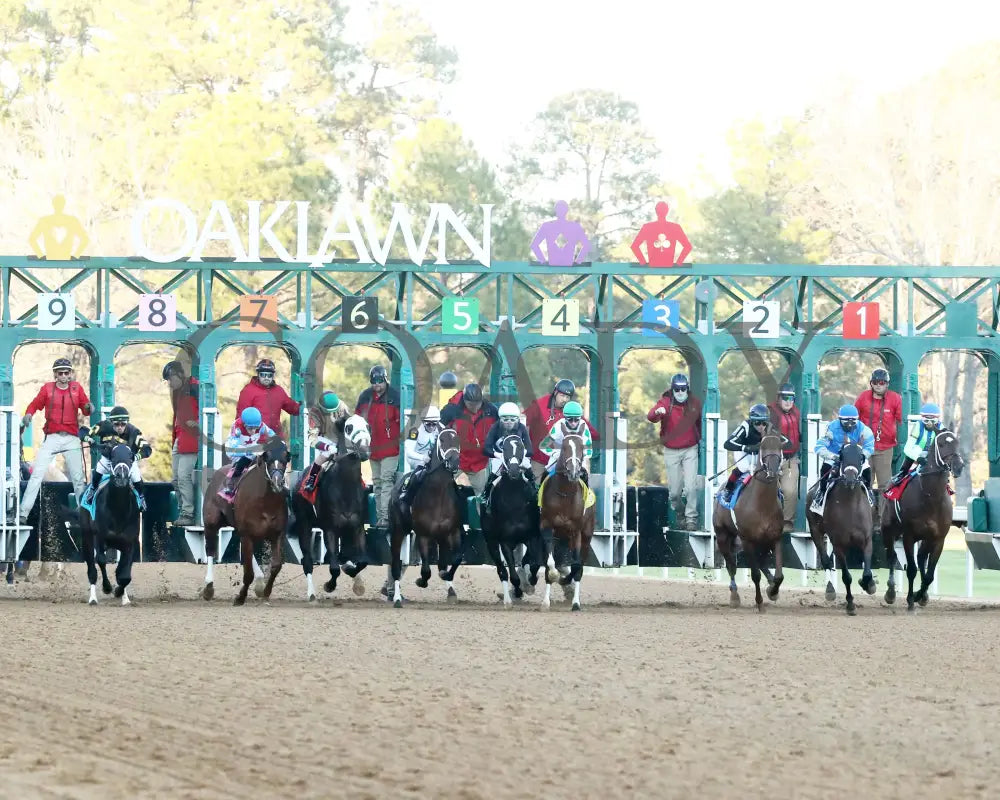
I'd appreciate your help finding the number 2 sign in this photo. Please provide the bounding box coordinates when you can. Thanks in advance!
[843,302,880,340]
[741,300,780,339]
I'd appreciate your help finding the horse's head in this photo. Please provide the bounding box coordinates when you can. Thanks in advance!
[109,443,133,488]
[839,443,865,488]
[342,414,372,461]
[932,427,964,478]
[259,437,290,493]
[500,435,526,480]
[557,434,584,482]
[436,428,461,473]
[756,430,783,481]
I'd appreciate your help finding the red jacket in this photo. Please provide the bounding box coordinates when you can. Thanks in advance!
[356,386,401,461]
[854,389,903,451]
[647,393,702,449]
[440,399,499,473]
[25,381,91,436]
[525,393,600,465]
[768,402,801,457]
[172,377,200,454]
[236,377,300,437]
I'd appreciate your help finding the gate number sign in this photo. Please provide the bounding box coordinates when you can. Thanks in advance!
[843,301,880,340]
[442,297,479,335]
[239,294,278,333]
[342,296,378,333]
[542,299,580,337]
[641,299,680,337]
[741,300,780,339]
[138,293,177,332]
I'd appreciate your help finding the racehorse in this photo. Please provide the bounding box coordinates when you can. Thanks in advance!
[79,443,141,606]
[713,431,785,611]
[290,415,371,600]
[201,437,290,605]
[805,442,876,615]
[536,433,595,611]
[481,435,542,606]
[882,427,964,611]
[387,427,464,608]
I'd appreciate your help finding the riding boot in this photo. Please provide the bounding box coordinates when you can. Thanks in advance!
[720,477,737,503]
[581,468,589,486]
[133,479,147,512]
[83,470,101,503]
[301,462,322,494]
[224,460,247,496]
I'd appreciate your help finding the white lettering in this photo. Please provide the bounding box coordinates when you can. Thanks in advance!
[313,201,370,263]
[189,200,247,261]
[247,201,292,261]
[131,198,198,263]
[362,203,437,266]
[295,201,311,262]
[434,203,492,266]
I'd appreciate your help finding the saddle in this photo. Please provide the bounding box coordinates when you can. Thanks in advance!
[298,461,368,505]
[716,473,752,511]
[217,463,250,501]
[809,474,874,515]
[537,474,595,509]
[883,469,955,502]
[81,475,143,516]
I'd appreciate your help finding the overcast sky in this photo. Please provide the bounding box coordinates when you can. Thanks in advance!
[415,0,1000,188]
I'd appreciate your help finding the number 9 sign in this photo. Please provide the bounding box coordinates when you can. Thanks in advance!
[342,296,378,333]
[138,293,177,332]
[37,293,75,331]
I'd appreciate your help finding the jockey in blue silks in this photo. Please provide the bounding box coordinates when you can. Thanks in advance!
[814,404,876,497]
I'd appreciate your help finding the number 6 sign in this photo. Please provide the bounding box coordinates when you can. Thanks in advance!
[342,296,378,333]
[138,293,177,332]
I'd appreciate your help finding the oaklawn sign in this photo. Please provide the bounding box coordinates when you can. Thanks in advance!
[130,199,494,267]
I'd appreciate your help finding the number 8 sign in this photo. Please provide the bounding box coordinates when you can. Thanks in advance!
[138,294,177,332]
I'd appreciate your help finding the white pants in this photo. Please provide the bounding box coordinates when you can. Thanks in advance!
[20,432,87,517]
[732,451,758,476]
[96,455,142,483]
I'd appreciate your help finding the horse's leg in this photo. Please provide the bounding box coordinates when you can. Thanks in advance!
[883,524,897,605]
[323,530,341,594]
[486,533,511,607]
[569,528,592,612]
[903,535,919,612]
[442,529,462,601]
[718,531,740,608]
[95,535,113,595]
[917,535,946,607]
[113,537,135,606]
[234,537,253,606]
[389,522,405,608]
[747,545,765,612]
[501,542,523,600]
[261,532,283,600]
[296,515,316,601]
[767,533,784,602]
[83,520,98,605]
[413,534,432,589]
[859,532,877,596]
[348,524,368,596]
[840,546,856,616]
[202,518,219,601]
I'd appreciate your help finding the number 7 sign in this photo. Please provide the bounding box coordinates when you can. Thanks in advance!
[843,302,880,340]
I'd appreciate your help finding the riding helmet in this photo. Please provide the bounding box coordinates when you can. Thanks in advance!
[241,407,262,427]
[670,373,689,389]
[423,405,441,422]
[321,391,340,410]
[870,368,889,384]
[439,371,458,389]
[52,357,72,371]
[838,404,859,431]
[463,383,483,403]
[749,404,769,422]
[256,359,275,374]
[554,378,575,396]
[921,402,942,429]
[162,360,183,380]
[108,406,129,422]
[369,365,388,384]
[778,382,795,399]
[563,401,583,418]
[498,401,520,419]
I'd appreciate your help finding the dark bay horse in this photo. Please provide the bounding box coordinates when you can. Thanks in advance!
[290,415,371,600]
[537,433,595,611]
[713,431,785,611]
[201,437,290,605]
[806,443,876,615]
[882,428,964,611]
[481,435,542,607]
[387,427,463,608]
[79,444,141,606]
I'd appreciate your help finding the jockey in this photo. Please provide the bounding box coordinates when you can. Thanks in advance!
[814,404,876,496]
[399,405,442,513]
[888,402,942,487]
[223,406,276,496]
[718,403,772,502]
[481,401,535,506]
[80,405,152,510]
[540,400,593,485]
[300,391,351,496]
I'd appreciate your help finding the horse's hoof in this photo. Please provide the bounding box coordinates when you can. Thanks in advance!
[113,585,123,598]
[571,601,581,611]
[756,602,766,614]
[729,591,740,608]
[524,583,535,595]
[415,577,429,589]
[907,602,916,614]
[393,598,402,609]
[102,581,113,595]
[201,582,214,601]
[846,603,857,616]
[307,593,316,602]
[352,576,365,596]
[253,578,266,598]
[233,596,246,607]
[323,579,337,594]
[88,597,97,606]
[825,583,836,602]
[767,584,779,602]
[446,586,458,602]
[437,570,448,581]
[546,567,560,583]
[918,594,929,608]
[884,586,896,604]
[513,586,523,599]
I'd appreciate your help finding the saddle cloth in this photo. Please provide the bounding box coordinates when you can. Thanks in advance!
[809,478,875,515]
[715,473,752,511]
[537,475,595,509]
[883,470,955,502]
[81,474,142,516]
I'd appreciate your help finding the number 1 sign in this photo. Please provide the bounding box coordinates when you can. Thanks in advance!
[843,302,880,340]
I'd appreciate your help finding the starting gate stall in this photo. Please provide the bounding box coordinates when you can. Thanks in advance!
[1,257,997,579]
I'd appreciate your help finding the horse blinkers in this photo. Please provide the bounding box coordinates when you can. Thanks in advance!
[110,444,132,487]
[503,436,524,479]
[934,430,964,477]
[437,429,460,472]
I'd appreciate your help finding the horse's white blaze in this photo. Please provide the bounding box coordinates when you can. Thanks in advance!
[542,583,551,607]
[88,585,97,605]
[306,573,316,599]
[392,580,402,605]
[205,555,214,584]
[501,580,512,606]
[121,588,130,606]
[572,578,581,608]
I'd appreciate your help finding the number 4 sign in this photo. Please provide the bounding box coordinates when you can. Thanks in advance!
[542,299,580,337]
[843,301,880,339]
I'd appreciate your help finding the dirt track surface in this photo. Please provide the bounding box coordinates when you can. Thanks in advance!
[1,562,998,799]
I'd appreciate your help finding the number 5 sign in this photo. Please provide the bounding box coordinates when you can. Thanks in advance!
[442,297,479,334]
[843,301,880,340]
[741,300,780,339]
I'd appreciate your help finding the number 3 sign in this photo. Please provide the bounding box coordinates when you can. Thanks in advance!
[138,294,177,332]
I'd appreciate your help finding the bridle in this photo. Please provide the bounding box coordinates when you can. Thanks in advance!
[499,435,525,478]
[555,434,583,488]
[435,430,460,473]
[753,433,782,482]
[921,428,963,478]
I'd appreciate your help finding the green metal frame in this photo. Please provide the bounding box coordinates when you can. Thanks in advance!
[2,257,999,480]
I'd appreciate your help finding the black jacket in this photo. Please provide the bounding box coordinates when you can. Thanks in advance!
[83,420,152,459]
[482,421,533,458]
